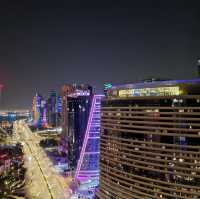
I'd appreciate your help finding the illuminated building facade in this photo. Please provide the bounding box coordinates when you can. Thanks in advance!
[32,93,47,128]
[57,95,62,114]
[46,91,62,127]
[97,79,200,199]
[46,90,57,127]
[75,95,102,180]
[60,84,93,171]
[57,95,62,126]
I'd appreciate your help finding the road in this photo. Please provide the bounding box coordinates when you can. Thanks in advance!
[13,120,72,199]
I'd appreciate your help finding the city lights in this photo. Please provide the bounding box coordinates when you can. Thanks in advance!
[1,1,200,199]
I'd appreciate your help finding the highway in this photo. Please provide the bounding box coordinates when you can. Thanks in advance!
[13,120,72,199]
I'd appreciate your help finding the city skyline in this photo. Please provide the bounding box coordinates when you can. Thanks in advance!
[0,1,200,108]
[1,1,200,199]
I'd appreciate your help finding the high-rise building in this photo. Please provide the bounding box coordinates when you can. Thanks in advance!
[46,90,62,127]
[57,95,62,126]
[75,95,103,181]
[57,95,62,114]
[60,84,93,171]
[32,93,47,128]
[97,79,200,198]
[46,90,57,127]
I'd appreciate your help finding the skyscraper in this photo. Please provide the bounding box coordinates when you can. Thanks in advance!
[60,84,93,171]
[57,95,62,126]
[46,90,62,127]
[75,95,103,181]
[97,79,200,198]
[46,90,57,127]
[32,93,47,128]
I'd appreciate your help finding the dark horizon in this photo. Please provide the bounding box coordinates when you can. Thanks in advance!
[0,0,200,109]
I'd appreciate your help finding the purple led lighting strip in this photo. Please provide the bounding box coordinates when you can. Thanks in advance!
[75,95,103,179]
[83,151,100,154]
[78,170,99,173]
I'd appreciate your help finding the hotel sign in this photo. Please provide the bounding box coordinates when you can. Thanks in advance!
[118,86,181,97]
[118,89,133,97]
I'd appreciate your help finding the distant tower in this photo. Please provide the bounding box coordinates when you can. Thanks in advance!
[46,90,57,127]
[59,84,74,155]
[32,93,47,128]
[61,84,74,138]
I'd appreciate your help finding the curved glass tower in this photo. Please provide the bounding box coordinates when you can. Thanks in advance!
[75,95,103,181]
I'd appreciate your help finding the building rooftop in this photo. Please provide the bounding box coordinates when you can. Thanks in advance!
[111,78,200,90]
[106,78,200,98]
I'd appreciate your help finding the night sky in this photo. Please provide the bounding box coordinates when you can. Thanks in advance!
[0,0,200,109]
